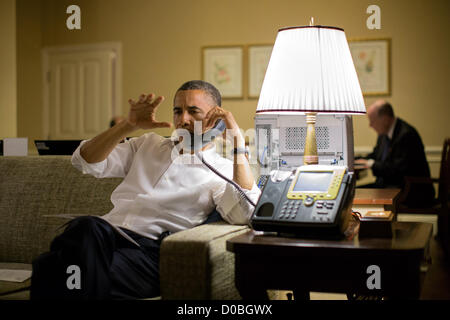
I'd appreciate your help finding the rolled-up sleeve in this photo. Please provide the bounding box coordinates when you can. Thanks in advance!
[71,138,138,178]
[215,181,261,225]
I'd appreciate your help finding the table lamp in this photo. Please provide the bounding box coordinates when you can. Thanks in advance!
[257,20,366,165]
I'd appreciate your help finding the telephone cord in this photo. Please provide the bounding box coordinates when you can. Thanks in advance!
[196,151,256,207]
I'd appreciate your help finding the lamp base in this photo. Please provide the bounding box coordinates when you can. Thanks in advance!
[304,154,318,165]
[304,112,318,165]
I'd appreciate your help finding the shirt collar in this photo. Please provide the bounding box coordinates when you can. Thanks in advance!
[171,141,219,164]
[173,141,217,156]
[387,117,397,140]
[196,143,219,162]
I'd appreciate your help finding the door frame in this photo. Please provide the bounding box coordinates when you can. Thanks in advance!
[42,42,122,139]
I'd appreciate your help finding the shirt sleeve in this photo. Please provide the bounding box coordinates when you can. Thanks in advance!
[214,181,261,225]
[71,136,146,178]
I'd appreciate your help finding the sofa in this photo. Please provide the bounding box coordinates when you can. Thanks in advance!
[0,156,250,300]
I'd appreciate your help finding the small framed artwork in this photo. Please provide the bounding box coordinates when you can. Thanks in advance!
[348,38,391,96]
[202,46,244,99]
[248,44,273,99]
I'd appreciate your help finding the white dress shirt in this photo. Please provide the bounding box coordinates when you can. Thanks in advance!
[367,117,397,168]
[387,117,397,140]
[71,132,261,240]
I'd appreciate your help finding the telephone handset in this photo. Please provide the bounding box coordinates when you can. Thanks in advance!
[195,118,257,208]
[170,117,255,207]
[190,119,226,151]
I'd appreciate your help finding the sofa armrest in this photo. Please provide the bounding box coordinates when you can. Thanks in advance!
[159,222,249,300]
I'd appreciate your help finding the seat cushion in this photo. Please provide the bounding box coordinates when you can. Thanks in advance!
[0,263,32,299]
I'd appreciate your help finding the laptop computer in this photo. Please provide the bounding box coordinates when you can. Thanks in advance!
[34,140,82,155]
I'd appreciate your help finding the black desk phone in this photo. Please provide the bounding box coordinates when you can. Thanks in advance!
[251,165,355,238]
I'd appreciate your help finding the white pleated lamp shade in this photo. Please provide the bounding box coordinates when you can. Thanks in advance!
[257,26,366,114]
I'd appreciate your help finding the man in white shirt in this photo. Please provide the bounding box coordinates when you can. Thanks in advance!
[31,80,260,299]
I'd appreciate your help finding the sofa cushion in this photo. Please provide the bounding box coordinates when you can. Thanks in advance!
[0,263,32,299]
[0,156,122,264]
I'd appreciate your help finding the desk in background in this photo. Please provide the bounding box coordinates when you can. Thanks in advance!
[352,188,401,217]
[353,188,438,235]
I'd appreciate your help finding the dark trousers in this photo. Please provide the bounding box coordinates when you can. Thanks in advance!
[30,216,160,300]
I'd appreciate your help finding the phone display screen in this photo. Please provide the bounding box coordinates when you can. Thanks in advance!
[292,172,333,192]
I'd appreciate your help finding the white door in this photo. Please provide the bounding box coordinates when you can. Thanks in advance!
[43,44,121,139]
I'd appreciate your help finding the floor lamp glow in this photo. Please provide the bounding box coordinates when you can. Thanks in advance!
[257,24,366,165]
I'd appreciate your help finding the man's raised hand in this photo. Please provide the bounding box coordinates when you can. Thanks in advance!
[127,93,172,130]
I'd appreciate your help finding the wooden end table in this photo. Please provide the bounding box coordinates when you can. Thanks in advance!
[226,222,432,300]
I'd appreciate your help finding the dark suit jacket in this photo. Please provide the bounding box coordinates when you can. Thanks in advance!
[367,118,435,207]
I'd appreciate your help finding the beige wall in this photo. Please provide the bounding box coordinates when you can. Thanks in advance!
[0,0,17,138]
[16,0,43,148]
[15,0,450,157]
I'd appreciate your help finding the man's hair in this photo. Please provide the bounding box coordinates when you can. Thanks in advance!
[377,102,395,118]
[175,80,222,107]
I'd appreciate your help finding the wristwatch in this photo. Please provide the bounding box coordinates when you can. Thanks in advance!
[232,147,249,157]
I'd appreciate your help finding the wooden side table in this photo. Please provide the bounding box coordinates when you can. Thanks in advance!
[227,222,432,300]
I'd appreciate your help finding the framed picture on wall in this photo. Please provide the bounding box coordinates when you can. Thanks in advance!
[248,44,273,99]
[348,38,391,96]
[202,46,244,99]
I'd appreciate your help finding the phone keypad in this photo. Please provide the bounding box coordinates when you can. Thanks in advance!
[311,201,335,222]
[279,200,302,219]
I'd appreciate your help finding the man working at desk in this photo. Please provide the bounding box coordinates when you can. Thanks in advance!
[31,80,260,299]
[355,99,434,208]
